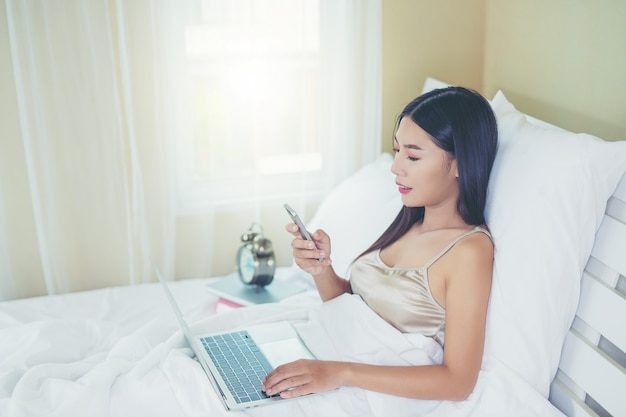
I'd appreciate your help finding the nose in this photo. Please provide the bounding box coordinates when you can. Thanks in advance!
[391,153,404,176]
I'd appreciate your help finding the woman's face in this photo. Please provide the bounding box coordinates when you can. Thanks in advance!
[391,117,459,209]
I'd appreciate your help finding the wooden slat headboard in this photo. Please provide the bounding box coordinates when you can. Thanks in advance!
[549,174,626,417]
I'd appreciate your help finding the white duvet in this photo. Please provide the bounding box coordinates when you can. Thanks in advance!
[0,276,564,417]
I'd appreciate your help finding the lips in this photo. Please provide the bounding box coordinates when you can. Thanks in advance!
[396,182,412,194]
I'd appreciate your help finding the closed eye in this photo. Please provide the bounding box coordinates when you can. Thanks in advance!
[393,147,419,161]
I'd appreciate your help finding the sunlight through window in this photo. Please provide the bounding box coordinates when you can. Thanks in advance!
[179,0,321,210]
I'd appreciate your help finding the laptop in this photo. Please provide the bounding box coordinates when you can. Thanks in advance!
[152,261,317,411]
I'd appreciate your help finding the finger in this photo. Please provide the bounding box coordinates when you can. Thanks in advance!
[279,383,314,399]
[290,237,316,251]
[262,362,305,392]
[293,248,325,262]
[291,239,324,263]
[311,229,327,241]
[285,222,301,237]
[311,229,331,246]
[266,375,311,397]
[285,222,315,241]
[263,362,299,383]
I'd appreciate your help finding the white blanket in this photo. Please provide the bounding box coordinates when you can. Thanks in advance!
[0,279,564,417]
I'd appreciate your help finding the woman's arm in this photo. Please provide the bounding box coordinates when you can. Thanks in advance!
[287,223,352,301]
[264,232,493,401]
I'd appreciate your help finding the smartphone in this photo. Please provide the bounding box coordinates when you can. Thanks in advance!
[283,203,323,261]
[283,204,315,242]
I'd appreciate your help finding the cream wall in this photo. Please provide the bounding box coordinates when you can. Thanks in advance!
[381,0,626,155]
[381,0,485,154]
[483,0,626,142]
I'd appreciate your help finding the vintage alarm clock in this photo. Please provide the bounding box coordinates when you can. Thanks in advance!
[236,223,276,288]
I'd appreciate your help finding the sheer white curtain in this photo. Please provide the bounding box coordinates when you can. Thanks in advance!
[2,0,176,300]
[0,0,381,301]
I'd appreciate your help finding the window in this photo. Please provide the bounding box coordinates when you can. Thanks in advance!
[178,0,323,211]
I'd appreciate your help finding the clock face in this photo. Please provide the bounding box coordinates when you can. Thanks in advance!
[237,246,256,284]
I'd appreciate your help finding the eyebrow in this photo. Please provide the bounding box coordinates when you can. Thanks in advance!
[393,137,423,150]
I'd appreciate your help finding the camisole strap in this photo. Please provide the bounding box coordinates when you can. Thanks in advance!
[423,226,492,269]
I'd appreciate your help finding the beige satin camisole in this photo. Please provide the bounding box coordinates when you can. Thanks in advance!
[350,227,492,346]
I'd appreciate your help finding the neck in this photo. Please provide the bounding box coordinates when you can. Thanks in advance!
[419,205,468,232]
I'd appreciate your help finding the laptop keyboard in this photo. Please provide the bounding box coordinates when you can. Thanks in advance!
[201,330,274,404]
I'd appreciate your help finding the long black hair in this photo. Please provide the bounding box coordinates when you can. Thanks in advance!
[360,86,498,257]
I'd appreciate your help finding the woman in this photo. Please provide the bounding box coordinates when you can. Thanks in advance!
[262,87,498,401]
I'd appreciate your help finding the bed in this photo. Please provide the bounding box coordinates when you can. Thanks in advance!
[1,79,625,417]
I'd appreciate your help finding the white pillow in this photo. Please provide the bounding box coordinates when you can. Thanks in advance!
[305,153,402,277]
[421,76,452,94]
[484,91,626,396]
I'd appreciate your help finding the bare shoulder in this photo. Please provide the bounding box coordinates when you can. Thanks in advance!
[447,229,494,279]
[457,229,494,256]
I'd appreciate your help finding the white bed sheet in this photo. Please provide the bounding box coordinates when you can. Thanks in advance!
[0,267,564,417]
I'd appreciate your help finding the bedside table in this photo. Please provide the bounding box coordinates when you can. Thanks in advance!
[207,273,307,312]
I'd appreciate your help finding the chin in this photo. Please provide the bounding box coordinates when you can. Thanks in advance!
[401,198,422,208]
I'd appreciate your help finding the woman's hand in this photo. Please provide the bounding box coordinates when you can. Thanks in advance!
[287,224,333,275]
[262,359,347,399]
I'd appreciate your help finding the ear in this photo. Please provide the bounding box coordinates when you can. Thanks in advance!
[450,158,459,178]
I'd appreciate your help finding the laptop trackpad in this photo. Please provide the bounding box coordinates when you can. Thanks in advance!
[260,338,315,369]
[247,322,315,369]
